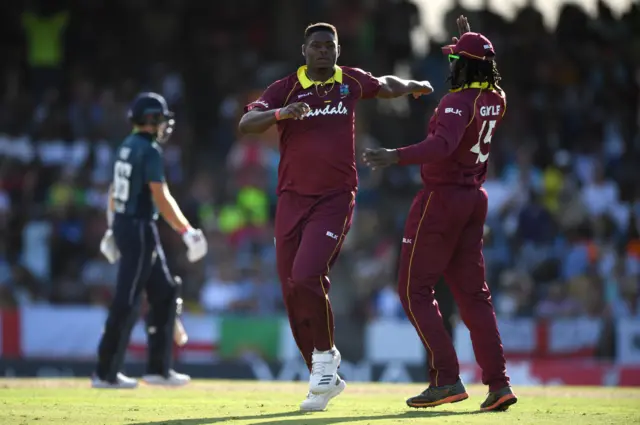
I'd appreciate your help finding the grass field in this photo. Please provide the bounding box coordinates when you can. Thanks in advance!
[1,379,640,425]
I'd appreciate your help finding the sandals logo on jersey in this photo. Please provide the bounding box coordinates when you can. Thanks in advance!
[339,84,350,98]
[305,101,348,118]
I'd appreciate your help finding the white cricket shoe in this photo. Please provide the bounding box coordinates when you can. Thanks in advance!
[91,372,138,389]
[142,369,191,387]
[309,347,341,395]
[300,375,346,411]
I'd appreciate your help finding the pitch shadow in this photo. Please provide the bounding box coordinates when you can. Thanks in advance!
[130,409,474,425]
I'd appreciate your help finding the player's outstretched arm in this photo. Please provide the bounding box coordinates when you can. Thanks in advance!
[362,126,461,169]
[395,99,471,165]
[238,109,279,134]
[149,182,208,263]
[238,102,311,134]
[376,76,433,99]
[363,96,471,168]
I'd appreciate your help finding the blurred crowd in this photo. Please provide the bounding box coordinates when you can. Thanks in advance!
[0,0,638,336]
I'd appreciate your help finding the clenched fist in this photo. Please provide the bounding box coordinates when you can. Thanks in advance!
[279,102,311,120]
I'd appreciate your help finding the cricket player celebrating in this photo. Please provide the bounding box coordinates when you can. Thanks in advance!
[363,16,517,411]
[238,22,433,411]
[92,92,208,389]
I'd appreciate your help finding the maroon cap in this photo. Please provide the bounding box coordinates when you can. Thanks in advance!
[441,32,495,61]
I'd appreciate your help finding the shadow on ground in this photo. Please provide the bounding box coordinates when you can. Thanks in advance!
[130,409,478,425]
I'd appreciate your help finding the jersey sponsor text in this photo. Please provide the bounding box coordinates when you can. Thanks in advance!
[304,101,348,118]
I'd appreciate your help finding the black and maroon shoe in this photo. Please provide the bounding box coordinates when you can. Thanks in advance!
[480,386,518,411]
[406,379,469,408]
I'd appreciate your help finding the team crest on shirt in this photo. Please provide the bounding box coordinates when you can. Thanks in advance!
[339,84,350,98]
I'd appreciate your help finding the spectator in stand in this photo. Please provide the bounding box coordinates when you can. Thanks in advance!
[21,3,68,101]
[581,162,622,221]
[494,270,535,318]
[536,282,583,319]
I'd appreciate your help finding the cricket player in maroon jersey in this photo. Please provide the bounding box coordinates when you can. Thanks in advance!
[238,22,433,411]
[363,17,518,412]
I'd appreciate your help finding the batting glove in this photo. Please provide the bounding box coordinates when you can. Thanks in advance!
[100,229,121,264]
[182,227,208,263]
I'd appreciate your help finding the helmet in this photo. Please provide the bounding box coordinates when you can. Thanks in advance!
[127,92,175,143]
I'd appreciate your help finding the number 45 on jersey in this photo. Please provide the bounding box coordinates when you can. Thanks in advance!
[470,119,496,164]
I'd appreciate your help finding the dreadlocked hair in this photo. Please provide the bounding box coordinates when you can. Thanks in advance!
[448,56,501,90]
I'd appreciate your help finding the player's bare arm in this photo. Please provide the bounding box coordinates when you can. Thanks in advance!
[106,184,115,225]
[99,184,119,264]
[376,76,433,99]
[238,102,311,134]
[150,180,207,263]
[149,181,192,233]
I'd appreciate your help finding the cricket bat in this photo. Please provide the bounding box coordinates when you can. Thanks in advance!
[174,317,188,346]
[173,297,188,346]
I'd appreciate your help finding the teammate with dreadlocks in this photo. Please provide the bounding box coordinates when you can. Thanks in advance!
[362,16,517,412]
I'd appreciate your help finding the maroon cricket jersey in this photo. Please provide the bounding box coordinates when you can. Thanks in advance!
[244,66,381,196]
[397,82,507,188]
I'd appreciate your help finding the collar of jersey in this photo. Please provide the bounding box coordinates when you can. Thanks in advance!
[131,130,155,141]
[297,65,343,89]
[449,81,493,93]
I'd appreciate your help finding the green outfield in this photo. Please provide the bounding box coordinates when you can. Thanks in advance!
[1,379,639,425]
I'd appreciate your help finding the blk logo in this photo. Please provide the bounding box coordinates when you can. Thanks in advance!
[326,231,339,240]
[444,107,462,116]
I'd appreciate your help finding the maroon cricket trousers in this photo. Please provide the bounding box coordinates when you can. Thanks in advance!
[275,190,355,370]
[398,186,510,392]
